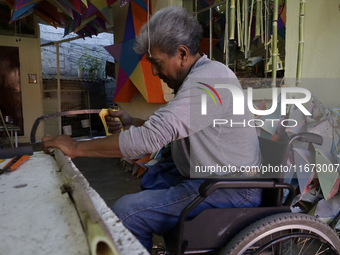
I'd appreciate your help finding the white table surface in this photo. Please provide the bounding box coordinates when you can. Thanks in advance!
[0,152,148,255]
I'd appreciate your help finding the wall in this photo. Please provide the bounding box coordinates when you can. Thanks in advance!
[40,24,114,77]
[112,0,182,119]
[286,0,340,108]
[0,23,44,143]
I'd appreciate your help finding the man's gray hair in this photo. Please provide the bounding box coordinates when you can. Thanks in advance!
[134,5,203,57]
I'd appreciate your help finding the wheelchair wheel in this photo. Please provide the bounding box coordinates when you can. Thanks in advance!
[220,212,340,255]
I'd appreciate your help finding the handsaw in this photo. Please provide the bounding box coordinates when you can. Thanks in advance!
[30,109,122,144]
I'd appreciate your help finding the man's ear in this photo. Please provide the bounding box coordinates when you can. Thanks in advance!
[177,45,189,66]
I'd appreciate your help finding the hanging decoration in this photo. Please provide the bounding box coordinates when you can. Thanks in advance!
[5,0,119,37]
[104,1,164,103]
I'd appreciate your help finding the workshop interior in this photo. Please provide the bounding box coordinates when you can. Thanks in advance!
[1,0,340,255]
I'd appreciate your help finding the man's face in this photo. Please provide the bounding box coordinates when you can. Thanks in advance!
[146,47,182,90]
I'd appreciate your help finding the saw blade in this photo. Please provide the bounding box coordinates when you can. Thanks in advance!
[30,109,102,144]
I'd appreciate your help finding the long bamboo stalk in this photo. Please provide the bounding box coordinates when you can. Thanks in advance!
[296,0,305,87]
[240,0,244,52]
[260,0,264,43]
[255,0,261,37]
[271,0,279,87]
[248,0,255,49]
[230,0,235,39]
[224,1,229,66]
[264,0,267,50]
[244,0,248,58]
[237,0,242,48]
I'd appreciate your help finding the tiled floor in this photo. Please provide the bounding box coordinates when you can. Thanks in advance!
[71,157,142,207]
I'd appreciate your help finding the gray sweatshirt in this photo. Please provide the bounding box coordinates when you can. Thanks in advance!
[119,54,261,178]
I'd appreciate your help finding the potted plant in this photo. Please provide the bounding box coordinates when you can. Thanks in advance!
[77,54,87,79]
[87,55,98,80]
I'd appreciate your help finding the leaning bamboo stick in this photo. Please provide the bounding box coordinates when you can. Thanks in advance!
[296,0,305,87]
[224,1,229,66]
[237,0,242,48]
[248,0,255,48]
[244,0,249,58]
[260,0,264,43]
[271,0,279,87]
[240,0,245,52]
[230,0,235,39]
[255,0,261,37]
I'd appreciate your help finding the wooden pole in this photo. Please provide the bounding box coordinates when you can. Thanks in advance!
[296,0,305,87]
[271,0,278,87]
[230,0,235,39]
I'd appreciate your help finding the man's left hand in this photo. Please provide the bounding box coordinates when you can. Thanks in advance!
[42,135,79,158]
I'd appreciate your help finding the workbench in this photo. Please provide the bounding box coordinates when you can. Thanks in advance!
[0,150,149,255]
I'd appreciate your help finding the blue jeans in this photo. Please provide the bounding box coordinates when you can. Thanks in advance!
[112,158,262,251]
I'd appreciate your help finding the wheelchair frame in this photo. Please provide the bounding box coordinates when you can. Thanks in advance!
[162,132,340,255]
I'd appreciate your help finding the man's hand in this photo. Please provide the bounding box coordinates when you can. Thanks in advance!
[42,135,79,158]
[105,108,134,133]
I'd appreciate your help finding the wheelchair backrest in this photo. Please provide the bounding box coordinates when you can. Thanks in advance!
[258,137,291,206]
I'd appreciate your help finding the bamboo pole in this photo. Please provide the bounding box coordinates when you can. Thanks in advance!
[224,1,229,66]
[296,0,305,87]
[209,8,213,59]
[265,0,270,82]
[255,0,261,37]
[230,0,235,39]
[237,0,242,48]
[260,0,264,43]
[244,0,249,58]
[240,0,245,52]
[271,0,279,87]
[53,149,121,255]
[248,0,255,49]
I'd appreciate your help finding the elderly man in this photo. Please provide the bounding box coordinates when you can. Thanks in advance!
[42,5,261,251]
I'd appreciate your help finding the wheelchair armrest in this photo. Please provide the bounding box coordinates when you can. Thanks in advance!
[289,132,323,145]
[198,179,295,206]
[199,179,275,197]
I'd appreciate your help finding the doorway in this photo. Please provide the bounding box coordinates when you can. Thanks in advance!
[0,46,23,135]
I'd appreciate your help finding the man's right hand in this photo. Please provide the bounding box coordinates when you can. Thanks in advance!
[105,108,133,133]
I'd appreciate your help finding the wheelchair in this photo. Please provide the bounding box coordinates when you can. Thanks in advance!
[158,132,340,255]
